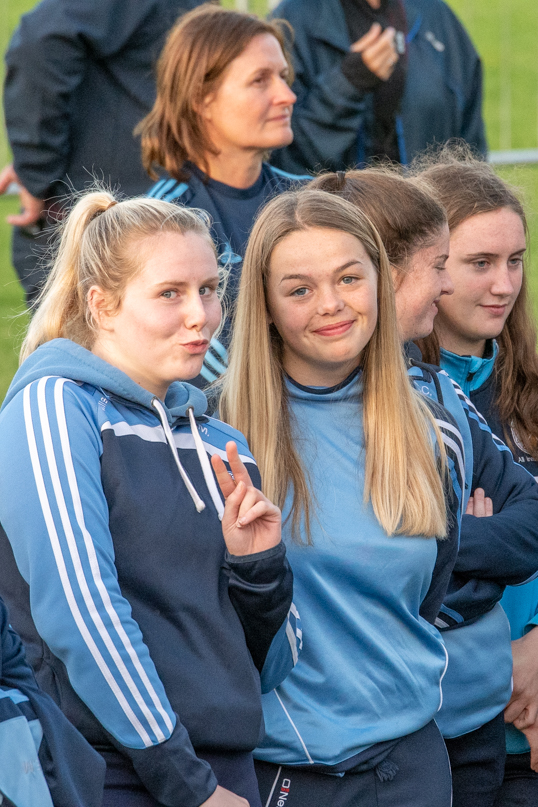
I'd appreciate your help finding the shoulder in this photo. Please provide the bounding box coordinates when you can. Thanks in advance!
[147,176,195,204]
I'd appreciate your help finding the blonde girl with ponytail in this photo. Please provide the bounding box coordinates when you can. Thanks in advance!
[220,188,462,807]
[0,190,299,807]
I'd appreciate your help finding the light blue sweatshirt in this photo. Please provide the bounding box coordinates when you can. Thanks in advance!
[255,370,462,768]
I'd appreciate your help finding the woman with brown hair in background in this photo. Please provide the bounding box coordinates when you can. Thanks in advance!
[138,3,308,385]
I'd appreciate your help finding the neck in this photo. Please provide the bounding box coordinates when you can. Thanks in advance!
[91,338,169,401]
[196,148,264,189]
[284,355,361,388]
[434,320,487,358]
[365,0,382,8]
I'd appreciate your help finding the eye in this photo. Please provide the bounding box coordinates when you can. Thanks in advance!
[474,260,489,270]
[291,286,309,297]
[161,290,177,299]
[341,275,358,285]
[509,256,524,268]
[200,284,217,297]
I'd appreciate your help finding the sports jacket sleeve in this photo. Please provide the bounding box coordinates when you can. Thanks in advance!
[4,0,161,198]
[454,396,538,585]
[0,379,217,807]
[270,1,367,173]
[224,462,301,693]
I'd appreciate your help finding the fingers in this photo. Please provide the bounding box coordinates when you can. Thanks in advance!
[505,698,526,725]
[225,441,253,488]
[351,22,383,53]
[6,185,45,226]
[211,453,237,499]
[465,496,474,516]
[0,164,18,194]
[467,488,493,518]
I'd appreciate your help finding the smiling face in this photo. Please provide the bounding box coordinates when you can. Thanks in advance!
[201,33,296,156]
[394,224,452,342]
[434,207,525,357]
[265,227,378,387]
[89,230,221,398]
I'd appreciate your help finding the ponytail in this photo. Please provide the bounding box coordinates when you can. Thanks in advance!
[21,189,215,362]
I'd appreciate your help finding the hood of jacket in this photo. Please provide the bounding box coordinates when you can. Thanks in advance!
[2,338,207,424]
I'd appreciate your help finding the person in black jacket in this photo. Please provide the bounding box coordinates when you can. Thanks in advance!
[139,4,308,385]
[269,0,486,174]
[0,0,207,304]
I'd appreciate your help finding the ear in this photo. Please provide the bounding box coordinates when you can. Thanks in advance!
[87,285,115,332]
[195,91,215,123]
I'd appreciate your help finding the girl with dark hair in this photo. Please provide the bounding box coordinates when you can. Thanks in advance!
[137,3,308,385]
[0,190,298,807]
[414,150,538,807]
[221,187,464,807]
[311,166,538,807]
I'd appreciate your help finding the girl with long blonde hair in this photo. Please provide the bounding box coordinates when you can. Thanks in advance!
[220,188,462,807]
[0,190,299,807]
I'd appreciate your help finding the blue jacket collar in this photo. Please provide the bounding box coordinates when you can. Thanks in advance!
[439,340,498,397]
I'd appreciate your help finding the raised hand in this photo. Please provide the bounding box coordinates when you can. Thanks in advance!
[211,441,281,557]
[350,23,399,81]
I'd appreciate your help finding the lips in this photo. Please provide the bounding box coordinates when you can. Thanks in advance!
[313,320,354,337]
[481,304,508,316]
[181,340,209,354]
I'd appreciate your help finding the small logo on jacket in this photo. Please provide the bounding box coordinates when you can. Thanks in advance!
[276,778,291,806]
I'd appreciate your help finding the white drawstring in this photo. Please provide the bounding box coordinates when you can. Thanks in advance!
[151,398,206,513]
[188,407,225,521]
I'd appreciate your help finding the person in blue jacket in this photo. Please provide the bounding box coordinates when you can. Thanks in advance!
[220,188,464,806]
[269,0,486,174]
[0,0,207,304]
[415,150,538,807]
[0,595,105,807]
[0,190,301,807]
[139,4,309,385]
[312,167,538,807]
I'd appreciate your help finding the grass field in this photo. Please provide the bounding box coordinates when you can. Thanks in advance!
[0,0,537,397]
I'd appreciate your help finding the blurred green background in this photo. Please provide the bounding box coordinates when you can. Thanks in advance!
[1,0,537,396]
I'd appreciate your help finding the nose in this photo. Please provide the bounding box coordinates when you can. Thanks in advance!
[183,291,208,331]
[440,269,454,297]
[490,265,516,297]
[317,286,345,315]
[275,77,297,107]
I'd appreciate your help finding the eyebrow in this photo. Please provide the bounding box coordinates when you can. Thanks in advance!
[464,248,526,260]
[278,260,364,285]
[152,275,220,288]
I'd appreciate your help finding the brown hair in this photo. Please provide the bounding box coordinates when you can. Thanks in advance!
[137,3,292,181]
[310,168,447,279]
[413,144,538,457]
[220,189,448,541]
[22,190,216,360]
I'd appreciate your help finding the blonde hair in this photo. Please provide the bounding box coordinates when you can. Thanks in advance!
[22,190,216,361]
[220,190,447,540]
